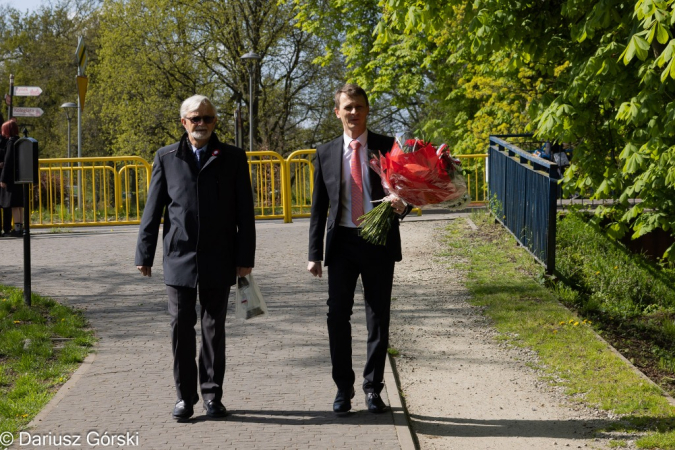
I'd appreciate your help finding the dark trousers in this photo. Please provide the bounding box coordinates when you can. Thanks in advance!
[327,227,395,394]
[166,284,230,403]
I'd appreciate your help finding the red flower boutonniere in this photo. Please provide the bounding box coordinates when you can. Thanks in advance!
[212,150,220,157]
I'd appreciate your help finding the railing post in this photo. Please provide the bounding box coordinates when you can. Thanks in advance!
[115,166,123,216]
[546,176,558,274]
[283,158,293,223]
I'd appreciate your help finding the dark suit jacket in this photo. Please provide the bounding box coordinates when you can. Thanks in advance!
[308,130,402,266]
[135,132,256,288]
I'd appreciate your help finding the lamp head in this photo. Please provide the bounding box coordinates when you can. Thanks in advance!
[61,102,77,119]
[240,52,261,61]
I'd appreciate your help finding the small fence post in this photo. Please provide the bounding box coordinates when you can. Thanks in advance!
[546,175,558,274]
[283,158,293,223]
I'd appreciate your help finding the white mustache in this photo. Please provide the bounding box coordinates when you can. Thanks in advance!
[191,130,211,139]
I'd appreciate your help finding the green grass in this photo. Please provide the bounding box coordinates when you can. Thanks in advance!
[556,212,675,399]
[0,286,95,436]
[556,211,675,320]
[447,209,675,448]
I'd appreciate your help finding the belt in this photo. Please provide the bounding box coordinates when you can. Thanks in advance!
[337,226,360,235]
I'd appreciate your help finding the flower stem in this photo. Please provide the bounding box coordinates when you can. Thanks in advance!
[358,201,396,246]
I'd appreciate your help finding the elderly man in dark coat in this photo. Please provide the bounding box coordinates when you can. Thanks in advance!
[136,94,256,420]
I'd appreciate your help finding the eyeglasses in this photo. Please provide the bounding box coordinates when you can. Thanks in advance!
[185,115,215,124]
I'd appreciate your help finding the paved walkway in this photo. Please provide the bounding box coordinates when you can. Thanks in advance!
[1,219,404,449]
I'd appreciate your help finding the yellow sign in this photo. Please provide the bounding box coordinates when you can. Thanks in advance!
[77,75,88,111]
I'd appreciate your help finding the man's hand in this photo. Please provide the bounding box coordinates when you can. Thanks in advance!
[237,267,253,277]
[0,182,5,189]
[137,266,151,277]
[387,194,407,215]
[307,261,322,278]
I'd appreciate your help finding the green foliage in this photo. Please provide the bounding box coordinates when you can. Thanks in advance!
[92,0,343,157]
[92,0,203,159]
[293,1,547,150]
[0,0,101,157]
[0,0,347,162]
[293,0,675,259]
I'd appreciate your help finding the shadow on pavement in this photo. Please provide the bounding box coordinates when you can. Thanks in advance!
[407,413,619,439]
[186,409,394,425]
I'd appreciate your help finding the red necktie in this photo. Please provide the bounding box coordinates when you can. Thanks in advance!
[350,140,364,226]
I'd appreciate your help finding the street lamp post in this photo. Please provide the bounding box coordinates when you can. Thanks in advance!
[240,51,261,152]
[60,102,77,159]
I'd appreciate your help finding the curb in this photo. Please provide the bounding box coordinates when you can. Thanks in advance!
[26,351,97,429]
[385,353,417,450]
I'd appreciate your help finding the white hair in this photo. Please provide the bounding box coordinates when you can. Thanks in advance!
[180,95,217,118]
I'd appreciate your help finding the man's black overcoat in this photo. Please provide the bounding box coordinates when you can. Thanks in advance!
[135,133,255,288]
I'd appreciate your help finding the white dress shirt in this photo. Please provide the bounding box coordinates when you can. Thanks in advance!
[339,131,374,227]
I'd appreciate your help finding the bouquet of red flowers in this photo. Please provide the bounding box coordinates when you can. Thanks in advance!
[359,134,469,245]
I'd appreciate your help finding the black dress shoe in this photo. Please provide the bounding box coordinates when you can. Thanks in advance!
[365,392,388,413]
[172,395,198,420]
[333,387,355,415]
[172,399,194,420]
[203,399,228,418]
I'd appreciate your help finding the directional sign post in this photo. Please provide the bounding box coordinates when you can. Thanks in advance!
[12,107,44,117]
[13,86,43,97]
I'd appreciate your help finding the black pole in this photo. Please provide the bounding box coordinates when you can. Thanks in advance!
[248,67,254,151]
[23,183,31,306]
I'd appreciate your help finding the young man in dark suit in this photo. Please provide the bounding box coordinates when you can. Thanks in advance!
[307,84,407,415]
[136,95,255,421]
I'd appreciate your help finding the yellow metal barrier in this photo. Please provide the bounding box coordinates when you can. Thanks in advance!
[27,152,487,228]
[246,151,289,222]
[285,149,315,223]
[456,154,488,204]
[30,157,151,228]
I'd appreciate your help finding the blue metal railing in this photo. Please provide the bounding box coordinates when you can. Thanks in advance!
[488,134,560,273]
